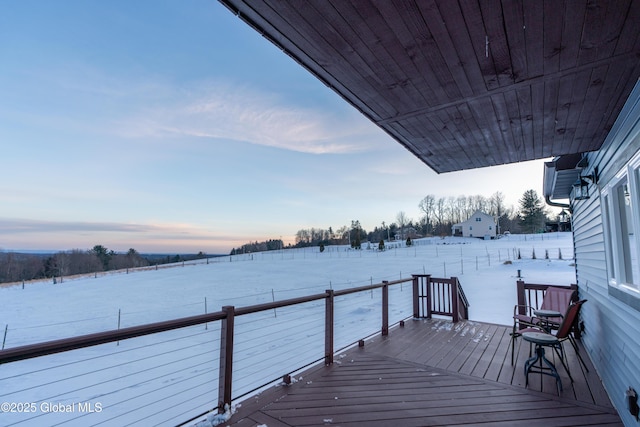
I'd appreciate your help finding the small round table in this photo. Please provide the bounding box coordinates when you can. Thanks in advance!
[533,309,562,332]
[533,309,562,318]
[522,331,562,391]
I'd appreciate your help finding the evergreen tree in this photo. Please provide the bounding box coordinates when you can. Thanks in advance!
[351,220,362,249]
[353,233,362,249]
[91,245,111,271]
[518,189,547,233]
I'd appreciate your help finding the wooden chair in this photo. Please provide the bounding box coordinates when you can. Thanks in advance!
[510,286,576,365]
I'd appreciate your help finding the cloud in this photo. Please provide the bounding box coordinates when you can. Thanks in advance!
[0,219,146,234]
[0,218,237,242]
[8,63,389,155]
[0,218,252,253]
[116,81,382,154]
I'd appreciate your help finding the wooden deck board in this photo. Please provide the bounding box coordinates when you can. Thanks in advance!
[467,322,506,377]
[223,319,621,427]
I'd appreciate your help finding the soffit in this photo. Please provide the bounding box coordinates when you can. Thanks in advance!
[220,0,640,173]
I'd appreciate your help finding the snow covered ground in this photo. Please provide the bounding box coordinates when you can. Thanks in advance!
[0,233,576,426]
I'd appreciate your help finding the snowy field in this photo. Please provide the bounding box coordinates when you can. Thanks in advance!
[0,233,576,426]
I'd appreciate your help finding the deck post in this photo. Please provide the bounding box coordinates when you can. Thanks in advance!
[218,306,235,413]
[516,280,526,318]
[451,277,459,323]
[325,289,334,365]
[425,275,432,319]
[382,281,389,335]
[412,275,420,318]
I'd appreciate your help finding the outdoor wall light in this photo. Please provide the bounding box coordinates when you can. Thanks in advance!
[581,169,598,185]
[573,178,590,200]
[573,168,598,201]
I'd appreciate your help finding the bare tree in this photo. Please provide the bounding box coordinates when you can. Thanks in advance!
[53,252,71,277]
[451,196,466,224]
[396,211,409,229]
[489,191,506,234]
[335,225,349,244]
[1,252,17,282]
[295,229,311,245]
[445,196,456,224]
[470,194,488,213]
[434,197,448,234]
[418,195,435,235]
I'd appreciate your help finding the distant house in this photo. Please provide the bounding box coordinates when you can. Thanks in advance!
[394,226,420,241]
[545,209,572,232]
[451,210,496,239]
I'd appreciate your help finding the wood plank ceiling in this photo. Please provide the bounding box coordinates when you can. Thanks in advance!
[219,0,640,173]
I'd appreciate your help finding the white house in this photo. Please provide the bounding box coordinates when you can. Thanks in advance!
[451,210,496,239]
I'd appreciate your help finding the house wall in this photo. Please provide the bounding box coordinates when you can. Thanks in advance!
[455,211,496,238]
[572,84,640,426]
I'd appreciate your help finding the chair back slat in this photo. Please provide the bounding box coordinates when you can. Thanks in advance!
[556,300,587,339]
[539,287,575,313]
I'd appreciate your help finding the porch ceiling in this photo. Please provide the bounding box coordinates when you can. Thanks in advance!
[219,0,640,173]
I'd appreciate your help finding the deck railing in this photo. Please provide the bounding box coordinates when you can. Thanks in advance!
[0,274,466,426]
[515,280,578,314]
[515,280,579,335]
[412,274,469,322]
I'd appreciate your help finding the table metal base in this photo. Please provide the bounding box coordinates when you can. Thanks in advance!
[524,344,562,391]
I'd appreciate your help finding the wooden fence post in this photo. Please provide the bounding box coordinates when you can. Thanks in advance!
[382,281,389,336]
[218,306,235,413]
[324,290,334,365]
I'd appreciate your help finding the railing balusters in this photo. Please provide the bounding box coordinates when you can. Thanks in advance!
[411,275,469,322]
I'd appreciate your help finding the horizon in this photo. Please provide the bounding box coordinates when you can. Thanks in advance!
[0,248,229,256]
[1,1,557,254]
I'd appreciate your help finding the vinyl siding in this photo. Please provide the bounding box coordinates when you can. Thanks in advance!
[572,82,640,426]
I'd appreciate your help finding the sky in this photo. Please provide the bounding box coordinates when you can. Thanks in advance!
[0,0,552,254]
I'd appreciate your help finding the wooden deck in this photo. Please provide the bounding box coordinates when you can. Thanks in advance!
[222,319,622,427]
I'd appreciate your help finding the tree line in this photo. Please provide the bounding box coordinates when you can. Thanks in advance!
[0,245,209,284]
[1,190,552,282]
[290,190,552,249]
[229,239,284,255]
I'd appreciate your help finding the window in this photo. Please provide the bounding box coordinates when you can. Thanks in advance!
[476,217,481,222]
[601,151,640,308]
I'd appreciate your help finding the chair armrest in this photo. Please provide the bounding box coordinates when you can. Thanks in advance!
[514,304,535,316]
